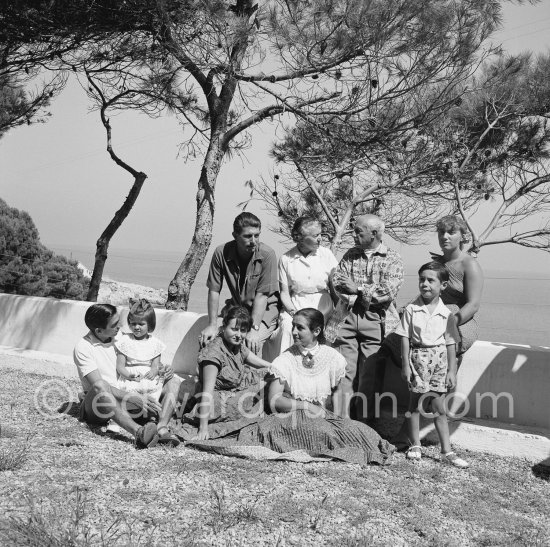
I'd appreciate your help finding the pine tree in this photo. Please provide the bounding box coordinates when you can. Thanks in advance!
[0,199,89,299]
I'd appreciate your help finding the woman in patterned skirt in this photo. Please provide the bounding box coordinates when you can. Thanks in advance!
[181,308,394,465]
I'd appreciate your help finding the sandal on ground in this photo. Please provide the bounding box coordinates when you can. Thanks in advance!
[135,422,159,449]
[157,426,181,448]
[406,445,422,460]
[441,451,469,468]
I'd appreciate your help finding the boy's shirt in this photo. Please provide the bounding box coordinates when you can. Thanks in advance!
[394,296,459,347]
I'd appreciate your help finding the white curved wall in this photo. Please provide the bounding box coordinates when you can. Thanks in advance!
[0,293,207,375]
[0,293,548,430]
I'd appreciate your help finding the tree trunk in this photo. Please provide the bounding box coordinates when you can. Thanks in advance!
[86,172,147,301]
[165,137,225,310]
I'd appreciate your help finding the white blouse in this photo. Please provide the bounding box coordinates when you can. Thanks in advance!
[278,245,338,318]
[270,344,346,404]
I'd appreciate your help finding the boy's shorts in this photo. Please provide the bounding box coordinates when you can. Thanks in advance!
[409,345,448,394]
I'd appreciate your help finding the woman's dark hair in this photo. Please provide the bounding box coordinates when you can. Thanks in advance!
[222,306,252,332]
[294,308,326,344]
[418,261,449,283]
[84,303,118,331]
[128,298,156,331]
[233,212,261,235]
[291,216,321,241]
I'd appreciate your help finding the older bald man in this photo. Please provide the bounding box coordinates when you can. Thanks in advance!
[332,214,404,421]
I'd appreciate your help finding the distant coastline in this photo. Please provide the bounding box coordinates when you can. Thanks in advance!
[64,245,550,347]
[76,262,167,307]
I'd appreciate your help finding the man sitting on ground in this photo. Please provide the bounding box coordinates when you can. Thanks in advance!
[73,303,181,448]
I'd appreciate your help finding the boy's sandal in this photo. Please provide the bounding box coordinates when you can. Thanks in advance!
[157,426,181,448]
[441,451,469,468]
[406,445,422,460]
[135,422,159,449]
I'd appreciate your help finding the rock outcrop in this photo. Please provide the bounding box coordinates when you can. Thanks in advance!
[77,263,167,307]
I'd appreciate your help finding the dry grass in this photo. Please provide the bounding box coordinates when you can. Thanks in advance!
[0,366,549,546]
[0,444,28,472]
[0,424,28,472]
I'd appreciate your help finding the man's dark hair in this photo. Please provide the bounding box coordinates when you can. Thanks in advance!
[233,212,261,235]
[84,303,118,331]
[418,261,449,283]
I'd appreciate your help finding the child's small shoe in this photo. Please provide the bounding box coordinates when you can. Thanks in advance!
[441,451,469,468]
[406,445,422,460]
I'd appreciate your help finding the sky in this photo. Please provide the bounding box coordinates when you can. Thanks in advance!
[1,1,550,280]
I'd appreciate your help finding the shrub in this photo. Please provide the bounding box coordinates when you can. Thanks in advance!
[0,198,88,299]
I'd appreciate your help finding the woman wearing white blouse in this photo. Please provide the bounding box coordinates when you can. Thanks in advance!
[278,217,338,351]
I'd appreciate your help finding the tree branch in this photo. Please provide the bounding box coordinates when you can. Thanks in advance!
[86,72,142,178]
[293,161,339,232]
[154,0,219,112]
[234,48,363,83]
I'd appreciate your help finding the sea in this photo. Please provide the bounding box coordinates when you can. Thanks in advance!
[50,244,550,349]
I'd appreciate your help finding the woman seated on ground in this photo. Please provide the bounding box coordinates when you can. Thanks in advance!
[278,217,338,352]
[181,306,270,441]
[260,308,394,464]
[179,308,394,466]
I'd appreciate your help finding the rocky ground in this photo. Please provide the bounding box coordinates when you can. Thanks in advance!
[97,279,167,307]
[78,263,167,307]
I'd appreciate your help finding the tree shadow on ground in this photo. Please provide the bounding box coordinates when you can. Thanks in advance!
[532,462,550,481]
[380,343,550,471]
[57,401,80,419]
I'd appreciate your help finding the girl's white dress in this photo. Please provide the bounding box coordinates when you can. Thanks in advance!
[114,333,166,400]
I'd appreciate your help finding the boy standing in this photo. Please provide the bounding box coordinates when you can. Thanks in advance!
[395,261,468,468]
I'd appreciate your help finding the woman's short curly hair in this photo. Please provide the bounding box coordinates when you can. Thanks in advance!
[291,217,321,242]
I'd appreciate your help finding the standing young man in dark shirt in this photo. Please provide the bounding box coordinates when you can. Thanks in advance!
[199,212,279,355]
